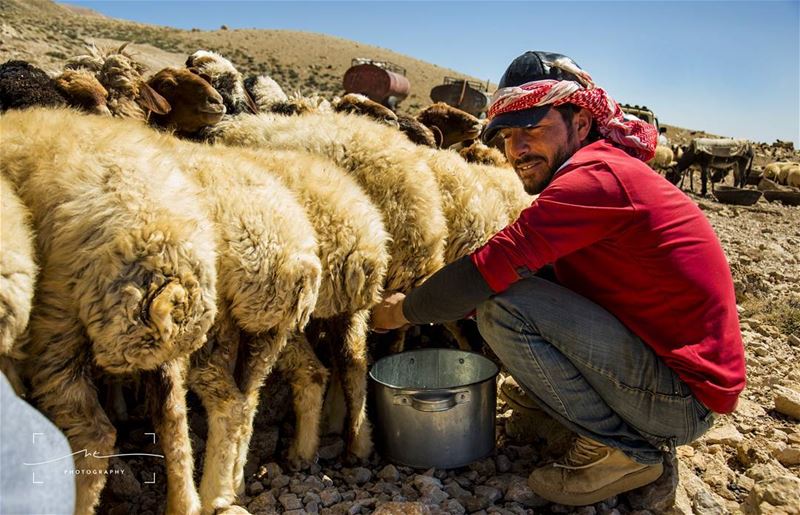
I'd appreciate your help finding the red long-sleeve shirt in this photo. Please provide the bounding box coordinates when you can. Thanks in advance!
[471,139,746,414]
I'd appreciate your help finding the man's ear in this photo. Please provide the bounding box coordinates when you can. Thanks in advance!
[575,107,593,142]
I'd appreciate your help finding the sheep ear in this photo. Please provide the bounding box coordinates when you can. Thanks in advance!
[138,83,172,115]
[430,125,444,148]
[118,42,129,54]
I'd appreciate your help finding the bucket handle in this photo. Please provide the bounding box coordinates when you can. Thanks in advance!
[393,390,471,412]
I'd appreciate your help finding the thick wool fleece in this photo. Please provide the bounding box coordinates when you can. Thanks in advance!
[470,162,535,221]
[418,148,509,264]
[204,111,448,293]
[151,138,322,514]
[0,175,37,356]
[239,147,390,464]
[0,108,217,515]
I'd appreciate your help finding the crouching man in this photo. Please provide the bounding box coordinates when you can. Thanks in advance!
[371,51,745,506]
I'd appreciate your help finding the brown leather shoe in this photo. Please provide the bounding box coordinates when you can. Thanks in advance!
[527,436,664,506]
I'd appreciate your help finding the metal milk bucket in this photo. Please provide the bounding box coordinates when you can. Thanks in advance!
[369,348,499,469]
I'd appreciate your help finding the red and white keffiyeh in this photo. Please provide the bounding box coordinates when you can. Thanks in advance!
[488,60,657,162]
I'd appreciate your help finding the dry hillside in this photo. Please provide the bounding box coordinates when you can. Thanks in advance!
[0,0,490,114]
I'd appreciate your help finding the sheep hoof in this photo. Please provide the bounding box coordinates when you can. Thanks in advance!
[342,451,368,467]
[286,454,314,472]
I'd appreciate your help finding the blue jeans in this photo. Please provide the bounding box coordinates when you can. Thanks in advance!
[477,276,715,465]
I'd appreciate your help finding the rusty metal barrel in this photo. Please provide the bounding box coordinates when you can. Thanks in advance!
[430,78,491,117]
[343,59,410,108]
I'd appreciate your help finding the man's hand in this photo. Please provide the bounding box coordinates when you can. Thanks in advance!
[371,292,409,332]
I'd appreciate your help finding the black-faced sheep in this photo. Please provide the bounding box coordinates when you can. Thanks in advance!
[1,108,218,515]
[0,60,110,115]
[0,60,66,111]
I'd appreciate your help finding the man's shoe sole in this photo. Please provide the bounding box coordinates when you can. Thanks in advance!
[528,462,664,506]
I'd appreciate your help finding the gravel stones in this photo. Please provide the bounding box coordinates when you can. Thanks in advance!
[773,385,800,419]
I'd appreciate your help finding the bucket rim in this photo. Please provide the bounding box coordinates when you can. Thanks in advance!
[368,348,499,391]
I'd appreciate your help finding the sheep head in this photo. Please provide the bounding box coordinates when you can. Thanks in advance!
[333,93,399,128]
[244,74,288,111]
[265,92,332,117]
[146,67,225,135]
[186,49,258,115]
[0,60,67,111]
[416,102,482,148]
[397,115,439,147]
[53,69,111,116]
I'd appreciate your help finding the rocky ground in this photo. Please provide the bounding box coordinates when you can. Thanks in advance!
[98,163,800,515]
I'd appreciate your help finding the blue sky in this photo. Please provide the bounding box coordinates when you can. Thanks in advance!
[67,1,800,145]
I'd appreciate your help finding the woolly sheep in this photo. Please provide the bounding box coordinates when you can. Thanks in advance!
[458,140,509,167]
[416,102,482,148]
[647,145,675,170]
[203,111,448,459]
[1,108,217,515]
[0,60,66,111]
[157,54,398,467]
[471,162,535,221]
[205,111,446,294]
[237,147,390,467]
[156,139,321,513]
[186,49,258,115]
[786,164,800,188]
[67,43,172,120]
[146,67,226,135]
[333,93,399,127]
[0,175,37,357]
[143,66,389,475]
[0,175,38,395]
[398,114,440,147]
[244,73,288,111]
[764,161,799,186]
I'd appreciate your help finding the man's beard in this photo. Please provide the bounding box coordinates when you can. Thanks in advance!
[513,143,574,195]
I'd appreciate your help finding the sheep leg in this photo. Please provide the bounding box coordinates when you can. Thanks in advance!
[27,291,116,515]
[320,369,347,436]
[701,165,709,196]
[387,327,408,354]
[144,357,201,515]
[277,333,329,470]
[231,329,289,497]
[444,320,473,351]
[190,314,246,515]
[328,310,373,463]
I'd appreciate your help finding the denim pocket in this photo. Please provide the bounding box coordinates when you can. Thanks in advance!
[686,397,715,443]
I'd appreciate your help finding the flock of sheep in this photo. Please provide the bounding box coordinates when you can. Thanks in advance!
[0,46,532,515]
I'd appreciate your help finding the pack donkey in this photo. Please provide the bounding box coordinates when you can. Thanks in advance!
[669,138,754,196]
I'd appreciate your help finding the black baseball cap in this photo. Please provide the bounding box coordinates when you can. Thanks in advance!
[481,51,584,144]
